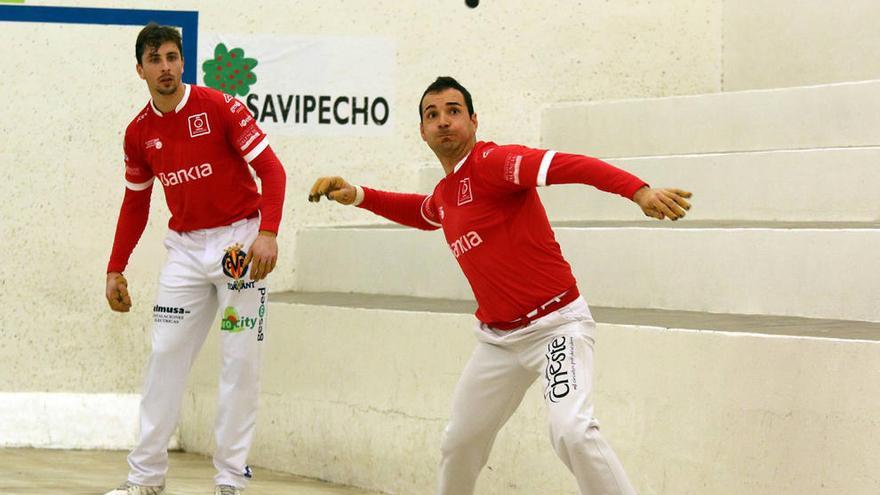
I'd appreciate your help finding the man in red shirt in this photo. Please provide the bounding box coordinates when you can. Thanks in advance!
[104,23,286,495]
[309,76,691,494]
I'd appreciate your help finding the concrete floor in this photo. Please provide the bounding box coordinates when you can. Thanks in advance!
[0,449,382,495]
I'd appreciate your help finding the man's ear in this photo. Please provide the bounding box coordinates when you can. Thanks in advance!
[136,63,145,80]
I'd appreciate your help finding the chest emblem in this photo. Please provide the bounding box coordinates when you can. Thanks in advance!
[457,177,474,206]
[188,112,211,138]
[145,138,163,150]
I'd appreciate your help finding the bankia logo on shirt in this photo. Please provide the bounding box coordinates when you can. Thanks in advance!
[199,34,394,137]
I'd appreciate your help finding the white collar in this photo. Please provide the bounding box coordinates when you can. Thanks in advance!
[150,83,191,117]
[452,150,471,174]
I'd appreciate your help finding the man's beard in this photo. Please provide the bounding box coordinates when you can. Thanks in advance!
[430,138,464,158]
[156,81,179,96]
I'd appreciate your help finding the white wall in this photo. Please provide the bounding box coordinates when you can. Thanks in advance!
[0,21,167,395]
[0,0,724,397]
[3,0,879,454]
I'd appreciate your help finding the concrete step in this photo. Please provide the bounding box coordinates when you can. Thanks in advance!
[417,147,880,223]
[183,293,880,495]
[274,291,880,342]
[294,223,880,322]
[541,80,880,158]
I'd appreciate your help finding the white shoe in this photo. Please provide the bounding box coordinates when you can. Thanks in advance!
[215,485,242,495]
[103,481,165,495]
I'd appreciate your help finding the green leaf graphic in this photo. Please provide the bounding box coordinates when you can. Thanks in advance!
[202,43,258,97]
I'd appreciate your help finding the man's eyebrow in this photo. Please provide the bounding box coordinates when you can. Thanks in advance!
[423,101,463,114]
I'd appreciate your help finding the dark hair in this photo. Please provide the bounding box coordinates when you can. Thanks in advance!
[419,76,474,121]
[135,22,183,64]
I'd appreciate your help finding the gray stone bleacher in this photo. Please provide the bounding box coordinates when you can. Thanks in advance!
[420,147,880,223]
[541,80,880,157]
[294,224,880,322]
[272,291,880,341]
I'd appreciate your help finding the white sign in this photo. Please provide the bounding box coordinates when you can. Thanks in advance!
[198,33,394,136]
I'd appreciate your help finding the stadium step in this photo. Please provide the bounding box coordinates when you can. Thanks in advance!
[293,223,880,322]
[181,293,880,495]
[541,80,880,158]
[272,291,880,341]
[416,147,880,223]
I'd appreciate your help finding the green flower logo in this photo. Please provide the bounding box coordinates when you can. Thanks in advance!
[203,43,258,96]
[221,306,242,332]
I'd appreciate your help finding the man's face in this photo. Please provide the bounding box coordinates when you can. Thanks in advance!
[136,41,183,96]
[420,88,478,155]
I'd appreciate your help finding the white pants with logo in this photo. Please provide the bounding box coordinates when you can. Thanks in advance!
[437,297,636,495]
[127,217,267,489]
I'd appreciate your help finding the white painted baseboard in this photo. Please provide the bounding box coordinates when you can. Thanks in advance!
[0,392,179,450]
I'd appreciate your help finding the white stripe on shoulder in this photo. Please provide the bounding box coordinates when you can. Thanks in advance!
[420,195,442,227]
[537,150,556,187]
[244,137,270,163]
[125,177,154,191]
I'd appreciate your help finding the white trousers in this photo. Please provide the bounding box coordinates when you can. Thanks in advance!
[438,297,636,495]
[127,217,267,488]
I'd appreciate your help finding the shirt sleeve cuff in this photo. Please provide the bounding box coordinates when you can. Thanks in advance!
[353,185,365,206]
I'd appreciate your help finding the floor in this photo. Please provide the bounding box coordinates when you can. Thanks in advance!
[0,449,383,495]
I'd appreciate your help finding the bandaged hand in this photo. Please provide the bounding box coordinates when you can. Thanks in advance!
[632,187,692,221]
[308,176,358,205]
[106,272,132,312]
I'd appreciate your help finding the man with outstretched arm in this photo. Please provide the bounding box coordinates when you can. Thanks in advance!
[309,76,691,494]
[104,23,286,495]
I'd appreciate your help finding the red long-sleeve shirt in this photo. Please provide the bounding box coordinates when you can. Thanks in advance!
[358,141,646,324]
[107,84,286,273]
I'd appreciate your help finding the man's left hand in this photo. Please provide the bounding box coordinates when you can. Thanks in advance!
[632,187,692,221]
[245,231,278,281]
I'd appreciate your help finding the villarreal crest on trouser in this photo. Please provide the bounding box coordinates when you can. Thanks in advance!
[127,216,267,489]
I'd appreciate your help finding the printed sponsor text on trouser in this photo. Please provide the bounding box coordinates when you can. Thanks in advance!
[127,217,267,489]
[437,297,636,495]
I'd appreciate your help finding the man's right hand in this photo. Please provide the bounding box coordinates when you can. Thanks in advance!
[308,176,357,205]
[106,272,132,312]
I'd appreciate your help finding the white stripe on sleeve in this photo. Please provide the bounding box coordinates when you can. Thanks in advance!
[243,137,270,163]
[537,150,556,187]
[125,177,154,191]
